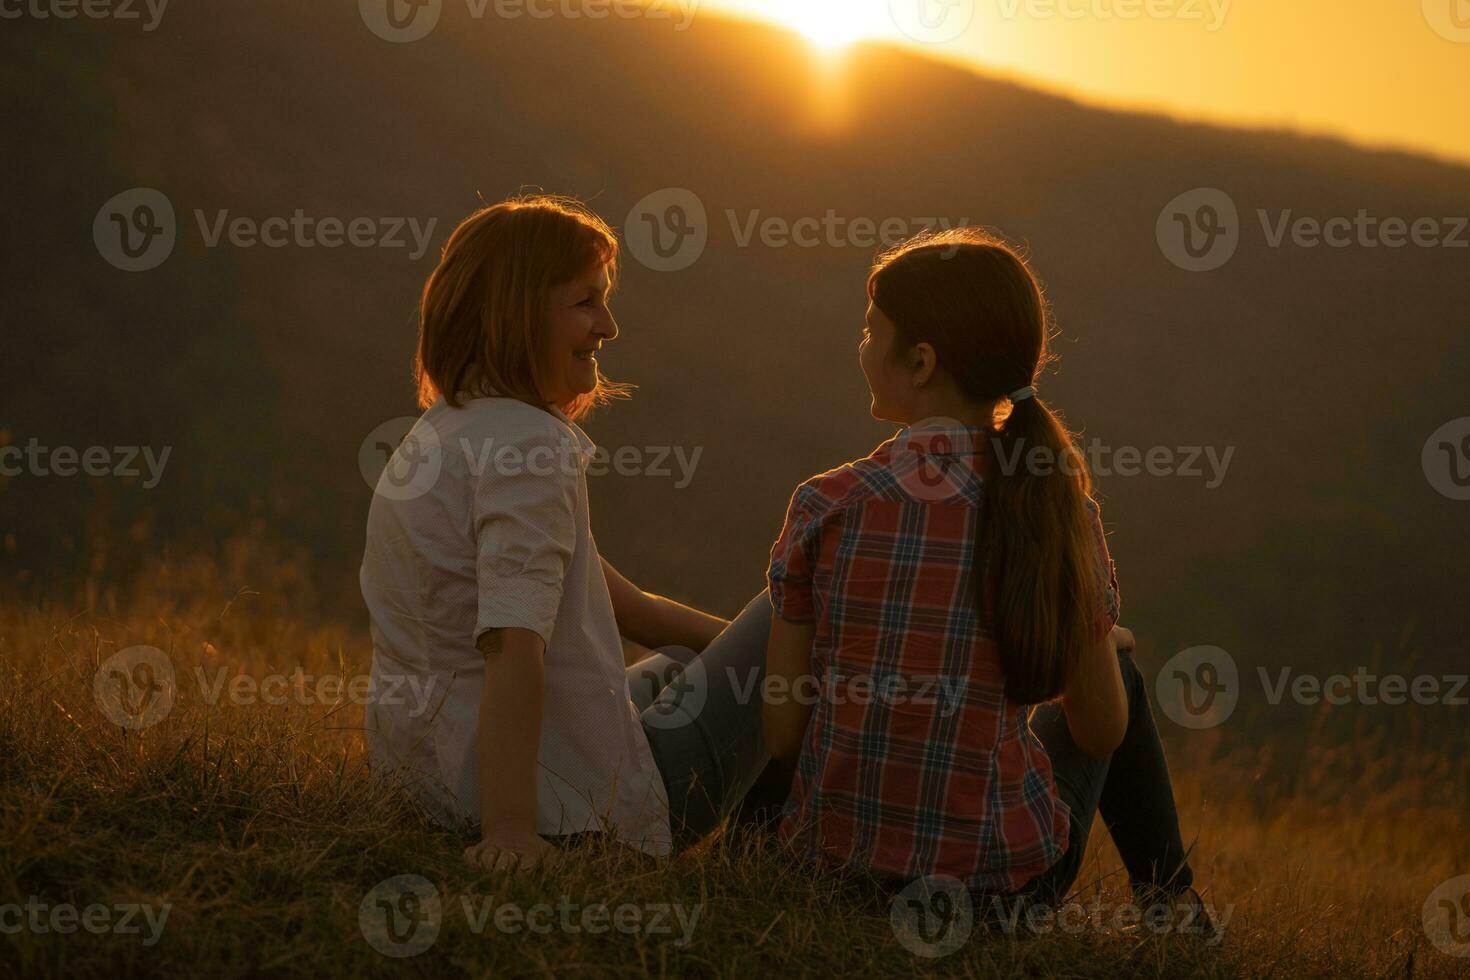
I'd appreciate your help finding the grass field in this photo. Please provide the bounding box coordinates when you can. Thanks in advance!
[2,564,1468,979]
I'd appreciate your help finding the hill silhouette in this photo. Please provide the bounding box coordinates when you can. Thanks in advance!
[4,0,1468,688]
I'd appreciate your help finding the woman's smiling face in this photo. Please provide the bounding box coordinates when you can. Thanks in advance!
[541,263,618,408]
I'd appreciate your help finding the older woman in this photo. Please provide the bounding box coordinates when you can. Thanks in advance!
[360,195,778,869]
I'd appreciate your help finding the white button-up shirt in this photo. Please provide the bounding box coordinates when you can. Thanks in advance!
[360,396,671,854]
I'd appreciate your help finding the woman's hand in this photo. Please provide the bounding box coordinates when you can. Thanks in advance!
[464,827,560,872]
[472,628,549,870]
[1111,625,1136,653]
[601,558,729,657]
[1061,625,1130,759]
[763,614,818,767]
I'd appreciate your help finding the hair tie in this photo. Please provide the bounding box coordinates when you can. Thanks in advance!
[1008,385,1037,403]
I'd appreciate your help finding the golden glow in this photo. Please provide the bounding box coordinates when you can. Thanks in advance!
[700,0,1470,163]
[723,0,896,50]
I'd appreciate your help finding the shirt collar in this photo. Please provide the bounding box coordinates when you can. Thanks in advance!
[548,405,598,460]
[898,417,989,456]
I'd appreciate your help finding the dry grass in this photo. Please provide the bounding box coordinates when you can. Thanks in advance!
[1,570,1466,979]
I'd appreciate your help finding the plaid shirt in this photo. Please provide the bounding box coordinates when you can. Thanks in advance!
[766,420,1119,893]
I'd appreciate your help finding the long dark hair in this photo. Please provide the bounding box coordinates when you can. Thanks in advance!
[868,229,1101,704]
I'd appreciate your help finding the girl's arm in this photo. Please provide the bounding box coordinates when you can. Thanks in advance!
[763,616,817,766]
[601,558,730,659]
[1059,626,1130,759]
[463,627,559,871]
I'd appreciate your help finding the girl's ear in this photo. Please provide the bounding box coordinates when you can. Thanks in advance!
[910,342,938,386]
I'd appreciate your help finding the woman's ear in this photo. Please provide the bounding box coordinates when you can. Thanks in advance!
[910,342,938,387]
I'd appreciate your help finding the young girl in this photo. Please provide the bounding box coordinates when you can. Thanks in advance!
[763,229,1204,917]
[361,195,780,870]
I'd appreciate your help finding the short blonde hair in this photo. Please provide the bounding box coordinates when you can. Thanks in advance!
[415,195,630,420]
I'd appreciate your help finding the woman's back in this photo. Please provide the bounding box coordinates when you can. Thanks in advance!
[767,418,1118,892]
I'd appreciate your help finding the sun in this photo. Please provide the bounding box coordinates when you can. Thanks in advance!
[784,5,875,49]
[727,0,894,51]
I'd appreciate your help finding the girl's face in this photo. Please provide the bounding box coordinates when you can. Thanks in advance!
[859,300,918,424]
[541,263,618,408]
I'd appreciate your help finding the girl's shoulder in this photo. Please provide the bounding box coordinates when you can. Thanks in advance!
[786,437,905,522]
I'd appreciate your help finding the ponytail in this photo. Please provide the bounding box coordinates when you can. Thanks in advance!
[982,394,1101,703]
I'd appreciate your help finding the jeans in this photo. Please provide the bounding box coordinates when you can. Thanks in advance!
[628,598,1194,899]
[628,590,787,849]
[1017,648,1195,906]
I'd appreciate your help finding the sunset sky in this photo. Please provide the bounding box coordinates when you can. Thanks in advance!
[702,0,1470,163]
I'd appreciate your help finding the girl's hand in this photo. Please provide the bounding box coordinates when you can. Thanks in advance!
[1110,625,1136,654]
[464,828,560,872]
